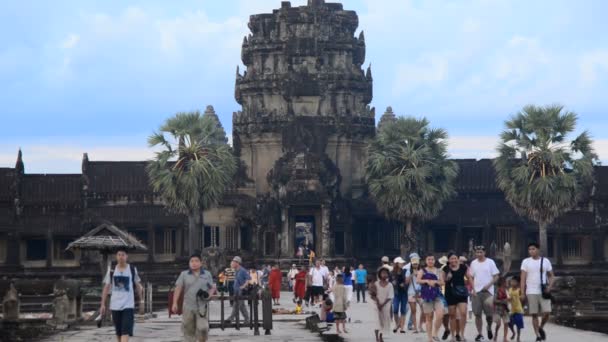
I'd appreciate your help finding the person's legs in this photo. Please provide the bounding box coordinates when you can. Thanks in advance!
[493,318,500,342]
[239,299,250,322]
[472,294,483,336]
[399,294,407,331]
[503,317,509,342]
[409,300,418,331]
[425,313,434,342]
[481,292,494,338]
[539,297,551,340]
[433,301,445,339]
[182,310,197,342]
[111,310,123,342]
[448,305,457,338]
[392,296,401,331]
[457,302,468,337]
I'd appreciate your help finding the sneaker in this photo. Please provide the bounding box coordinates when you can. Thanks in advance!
[475,334,484,341]
[442,330,451,340]
[539,328,546,340]
[487,329,493,340]
[535,337,542,342]
[455,335,462,342]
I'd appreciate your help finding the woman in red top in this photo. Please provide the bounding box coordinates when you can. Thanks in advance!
[269,264,283,305]
[294,266,308,303]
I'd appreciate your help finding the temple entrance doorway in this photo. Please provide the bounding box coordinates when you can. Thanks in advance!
[295,215,315,256]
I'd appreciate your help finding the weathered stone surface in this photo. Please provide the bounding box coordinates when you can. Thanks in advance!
[2,283,19,320]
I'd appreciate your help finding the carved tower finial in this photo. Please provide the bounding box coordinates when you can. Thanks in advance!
[308,0,325,7]
[378,106,397,132]
[15,148,24,175]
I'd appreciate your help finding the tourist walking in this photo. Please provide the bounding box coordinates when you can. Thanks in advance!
[287,264,298,291]
[520,242,554,342]
[469,245,500,341]
[310,260,327,304]
[171,253,215,342]
[354,264,368,303]
[443,252,469,341]
[343,265,354,303]
[371,267,394,342]
[507,276,524,342]
[391,257,408,334]
[224,256,250,325]
[333,274,350,334]
[269,264,282,305]
[406,253,424,333]
[417,254,445,342]
[100,248,143,342]
[326,270,336,301]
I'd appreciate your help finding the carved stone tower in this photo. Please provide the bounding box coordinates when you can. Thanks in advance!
[233,0,375,259]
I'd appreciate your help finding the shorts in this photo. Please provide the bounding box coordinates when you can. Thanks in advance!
[493,307,509,323]
[312,286,325,296]
[392,292,408,314]
[422,298,444,314]
[527,294,551,314]
[445,290,468,306]
[440,294,448,309]
[111,309,134,337]
[334,311,347,320]
[472,291,494,317]
[182,309,209,342]
[509,313,524,329]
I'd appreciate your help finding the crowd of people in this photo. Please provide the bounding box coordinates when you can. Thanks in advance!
[98,241,554,342]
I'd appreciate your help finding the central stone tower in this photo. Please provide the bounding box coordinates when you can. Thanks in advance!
[233,0,375,259]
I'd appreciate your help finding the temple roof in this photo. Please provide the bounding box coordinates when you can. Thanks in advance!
[86,161,152,195]
[453,159,498,193]
[66,221,148,252]
[0,168,16,202]
[595,165,608,199]
[21,174,82,205]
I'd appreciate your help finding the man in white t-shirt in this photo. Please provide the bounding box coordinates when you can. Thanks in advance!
[521,242,554,342]
[468,245,499,342]
[309,260,327,304]
[100,248,143,342]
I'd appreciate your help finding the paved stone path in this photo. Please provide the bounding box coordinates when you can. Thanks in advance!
[42,292,607,341]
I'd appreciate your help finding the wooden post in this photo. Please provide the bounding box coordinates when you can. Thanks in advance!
[220,290,225,330]
[253,290,260,336]
[262,288,272,335]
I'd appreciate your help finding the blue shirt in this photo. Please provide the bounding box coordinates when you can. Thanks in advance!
[343,271,353,286]
[233,267,251,294]
[354,269,367,284]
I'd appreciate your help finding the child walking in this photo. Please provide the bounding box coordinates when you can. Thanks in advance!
[508,276,524,342]
[333,273,349,334]
[493,277,510,342]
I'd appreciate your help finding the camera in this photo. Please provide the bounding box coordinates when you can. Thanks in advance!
[197,289,210,300]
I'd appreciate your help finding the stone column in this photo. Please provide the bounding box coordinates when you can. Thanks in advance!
[321,205,330,258]
[556,232,564,266]
[147,223,154,262]
[280,207,289,257]
[46,230,53,268]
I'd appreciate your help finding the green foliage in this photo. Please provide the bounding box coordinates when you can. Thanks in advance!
[366,117,458,224]
[494,104,597,226]
[146,111,237,215]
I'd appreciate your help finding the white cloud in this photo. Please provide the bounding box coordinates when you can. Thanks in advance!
[494,36,548,82]
[392,56,449,96]
[61,34,80,49]
[580,50,608,86]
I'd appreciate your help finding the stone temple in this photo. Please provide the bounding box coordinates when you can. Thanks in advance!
[1,0,608,326]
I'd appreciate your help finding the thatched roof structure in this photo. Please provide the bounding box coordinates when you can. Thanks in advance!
[66,221,148,252]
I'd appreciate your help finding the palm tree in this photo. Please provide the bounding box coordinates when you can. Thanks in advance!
[146,108,237,256]
[494,104,597,254]
[366,116,458,255]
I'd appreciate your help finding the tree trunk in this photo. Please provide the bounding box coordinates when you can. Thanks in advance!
[187,211,200,256]
[401,219,415,256]
[539,221,548,256]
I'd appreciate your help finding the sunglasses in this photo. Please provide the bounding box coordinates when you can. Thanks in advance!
[474,246,485,251]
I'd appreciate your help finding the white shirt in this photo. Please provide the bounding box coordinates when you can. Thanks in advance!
[521,257,553,295]
[103,264,140,311]
[287,268,298,280]
[310,267,326,287]
[469,258,499,295]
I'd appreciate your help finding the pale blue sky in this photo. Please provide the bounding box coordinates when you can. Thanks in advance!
[1,0,607,173]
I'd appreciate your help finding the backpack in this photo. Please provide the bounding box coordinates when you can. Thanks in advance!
[420,268,440,302]
[110,264,139,301]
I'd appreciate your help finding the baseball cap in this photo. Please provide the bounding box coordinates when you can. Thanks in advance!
[232,256,242,264]
[381,256,389,263]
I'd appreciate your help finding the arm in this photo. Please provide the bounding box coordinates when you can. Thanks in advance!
[437,270,445,287]
[99,283,111,315]
[171,285,182,313]
[483,274,498,291]
[547,270,555,290]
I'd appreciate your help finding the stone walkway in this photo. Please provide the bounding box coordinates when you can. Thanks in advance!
[42,292,607,341]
